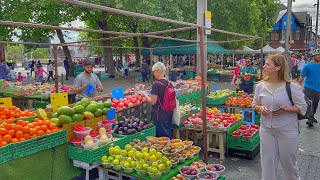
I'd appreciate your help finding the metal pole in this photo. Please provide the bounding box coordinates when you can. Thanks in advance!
[150,49,153,83]
[197,0,207,76]
[53,45,59,93]
[316,0,319,50]
[199,26,208,164]
[260,39,264,80]
[284,0,293,66]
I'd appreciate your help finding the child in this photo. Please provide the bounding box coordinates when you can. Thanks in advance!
[9,67,17,81]
[37,65,47,82]
[17,72,26,83]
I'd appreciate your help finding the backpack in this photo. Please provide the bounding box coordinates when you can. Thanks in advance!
[285,82,313,120]
[156,80,177,112]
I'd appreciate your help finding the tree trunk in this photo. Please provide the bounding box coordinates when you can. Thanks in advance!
[56,29,74,76]
[97,12,114,75]
[131,23,140,68]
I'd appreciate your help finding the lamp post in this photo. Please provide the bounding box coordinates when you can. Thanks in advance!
[284,0,293,72]
[315,1,319,50]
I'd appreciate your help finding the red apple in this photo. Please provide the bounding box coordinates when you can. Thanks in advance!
[232,131,241,135]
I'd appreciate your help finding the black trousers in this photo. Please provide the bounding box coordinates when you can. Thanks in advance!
[304,88,320,117]
[47,71,54,81]
[141,72,149,82]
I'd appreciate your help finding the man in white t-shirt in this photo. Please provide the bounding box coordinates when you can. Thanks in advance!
[296,54,305,79]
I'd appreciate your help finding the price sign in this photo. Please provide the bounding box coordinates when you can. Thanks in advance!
[50,92,68,111]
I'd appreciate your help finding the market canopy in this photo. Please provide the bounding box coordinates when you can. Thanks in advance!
[235,46,256,54]
[141,39,234,55]
[255,44,278,54]
[276,46,285,53]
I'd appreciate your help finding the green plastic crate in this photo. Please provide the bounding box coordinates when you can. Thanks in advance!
[0,144,12,164]
[226,121,243,139]
[14,116,37,123]
[33,100,49,109]
[68,137,127,164]
[12,138,38,159]
[228,133,260,151]
[255,114,260,125]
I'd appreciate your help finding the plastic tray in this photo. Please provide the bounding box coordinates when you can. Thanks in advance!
[113,126,156,145]
[228,132,260,151]
[62,121,86,142]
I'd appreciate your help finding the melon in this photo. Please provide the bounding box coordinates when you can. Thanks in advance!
[58,115,73,124]
[85,104,98,113]
[58,106,74,116]
[93,109,103,117]
[73,105,85,114]
[83,111,94,120]
[72,114,84,122]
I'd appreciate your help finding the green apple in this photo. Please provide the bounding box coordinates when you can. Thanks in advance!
[152,162,158,168]
[157,163,166,171]
[130,161,136,168]
[135,150,141,155]
[115,155,122,161]
[148,166,153,173]
[103,159,109,163]
[125,144,132,151]
[144,153,150,161]
[112,159,120,165]
[131,148,137,153]
[140,159,146,164]
[149,148,157,156]
[135,152,143,160]
[143,163,149,170]
[114,149,121,155]
[149,155,157,162]
[109,147,115,155]
[101,155,108,161]
[165,161,172,167]
[107,156,114,162]
[151,167,158,173]
[141,147,148,153]
[127,157,133,163]
[161,157,168,164]
[128,151,135,157]
[121,150,128,157]
[156,152,163,159]
[136,164,143,170]
[123,162,131,168]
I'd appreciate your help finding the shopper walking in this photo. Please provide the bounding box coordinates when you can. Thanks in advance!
[64,57,70,80]
[123,59,129,77]
[47,60,55,81]
[298,52,320,126]
[296,54,305,79]
[253,54,307,180]
[37,65,47,82]
[231,59,245,92]
[238,59,257,94]
[140,60,149,82]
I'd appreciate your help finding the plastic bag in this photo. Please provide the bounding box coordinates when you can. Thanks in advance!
[85,84,95,96]
[172,99,181,126]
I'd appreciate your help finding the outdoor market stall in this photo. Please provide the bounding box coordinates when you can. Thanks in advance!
[0,0,265,179]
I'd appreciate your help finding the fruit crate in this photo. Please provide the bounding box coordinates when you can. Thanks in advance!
[228,144,260,160]
[255,114,260,125]
[226,120,243,139]
[33,100,49,109]
[113,126,156,144]
[228,132,260,151]
[68,137,127,164]
[85,116,104,132]
[0,144,12,164]
[14,116,37,123]
[12,130,66,160]
[62,121,86,142]
[116,106,142,122]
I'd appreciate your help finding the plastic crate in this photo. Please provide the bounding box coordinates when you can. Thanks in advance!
[33,100,49,109]
[12,138,38,159]
[68,137,127,164]
[0,144,12,164]
[228,133,260,151]
[226,120,243,139]
[113,126,156,144]
[228,144,260,160]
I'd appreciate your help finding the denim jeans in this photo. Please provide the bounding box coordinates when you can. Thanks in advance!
[304,88,320,117]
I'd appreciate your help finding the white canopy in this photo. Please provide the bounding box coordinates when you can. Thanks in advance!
[235,46,256,54]
[256,45,278,54]
[276,46,285,53]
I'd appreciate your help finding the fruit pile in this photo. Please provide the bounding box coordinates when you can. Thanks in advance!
[225,91,253,107]
[206,89,234,100]
[50,97,113,127]
[72,126,113,149]
[113,117,153,135]
[206,164,225,173]
[0,106,37,122]
[180,166,199,177]
[232,124,259,140]
[183,108,242,131]
[0,118,60,147]
[111,94,147,111]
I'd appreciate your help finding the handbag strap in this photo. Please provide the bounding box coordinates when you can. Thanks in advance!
[285,82,294,106]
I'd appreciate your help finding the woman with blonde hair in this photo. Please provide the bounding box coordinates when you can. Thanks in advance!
[252,54,307,180]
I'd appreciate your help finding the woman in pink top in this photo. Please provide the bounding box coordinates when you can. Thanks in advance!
[252,54,307,180]
[37,65,47,82]
[231,59,245,91]
[17,72,26,83]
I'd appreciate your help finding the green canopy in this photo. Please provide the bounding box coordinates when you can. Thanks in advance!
[141,39,234,55]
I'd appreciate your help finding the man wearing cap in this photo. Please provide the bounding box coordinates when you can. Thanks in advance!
[298,52,320,126]
[72,59,103,101]
[238,59,257,94]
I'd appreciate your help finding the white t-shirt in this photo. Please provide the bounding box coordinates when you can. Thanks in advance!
[10,70,16,79]
[47,64,53,71]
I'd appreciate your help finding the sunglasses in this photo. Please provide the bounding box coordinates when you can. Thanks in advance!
[246,61,251,63]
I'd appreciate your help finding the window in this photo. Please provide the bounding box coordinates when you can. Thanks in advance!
[270,31,280,40]
[293,30,300,40]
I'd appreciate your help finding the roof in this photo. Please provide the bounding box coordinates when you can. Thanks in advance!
[274,9,308,25]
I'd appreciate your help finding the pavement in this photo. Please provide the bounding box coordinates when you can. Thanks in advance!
[13,65,320,180]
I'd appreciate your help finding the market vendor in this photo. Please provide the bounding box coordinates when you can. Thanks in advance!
[72,59,103,101]
[238,59,257,94]
[144,62,174,138]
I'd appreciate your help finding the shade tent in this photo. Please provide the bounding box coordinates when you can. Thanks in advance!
[276,46,285,53]
[141,39,234,55]
[256,44,278,54]
[235,46,256,54]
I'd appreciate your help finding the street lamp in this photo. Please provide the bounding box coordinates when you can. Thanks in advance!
[314,1,319,49]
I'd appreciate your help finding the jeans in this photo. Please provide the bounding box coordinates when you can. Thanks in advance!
[38,76,44,82]
[47,71,54,81]
[124,69,128,76]
[304,88,320,117]
[65,68,69,79]
[141,72,149,82]
[240,83,254,94]
[0,75,8,80]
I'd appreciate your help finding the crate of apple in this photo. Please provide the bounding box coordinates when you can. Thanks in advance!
[111,94,147,111]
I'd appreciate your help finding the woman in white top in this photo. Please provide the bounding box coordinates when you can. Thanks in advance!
[47,60,54,81]
[252,54,307,180]
[296,55,305,79]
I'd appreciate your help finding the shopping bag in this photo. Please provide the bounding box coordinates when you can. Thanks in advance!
[172,99,181,126]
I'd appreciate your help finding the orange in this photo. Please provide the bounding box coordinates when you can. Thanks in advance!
[34,126,41,131]
[34,118,40,122]
[6,119,14,124]
[14,125,22,132]
[30,134,37,139]
[40,125,48,132]
[22,126,30,134]
[49,123,57,130]
[35,121,43,126]
[19,138,26,142]
[51,129,58,133]
[29,128,37,136]
[22,121,29,127]
[27,123,35,128]
[11,138,19,143]
[3,134,12,143]
[16,120,24,125]
[23,133,30,140]
[43,120,50,127]
[0,128,8,136]
[7,130,15,137]
[0,141,8,147]
[37,130,44,136]
[45,130,52,134]
[15,131,24,139]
